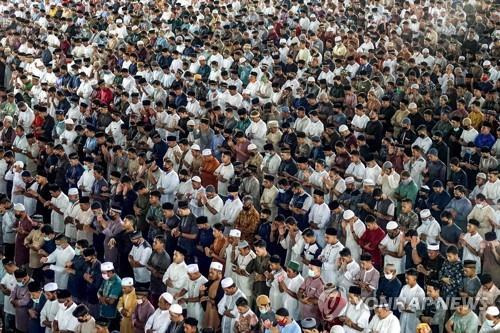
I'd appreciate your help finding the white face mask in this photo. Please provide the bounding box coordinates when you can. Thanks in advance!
[259,307,268,314]
[43,237,51,241]
[384,273,393,280]
[308,269,316,277]
[486,319,495,327]
[101,273,110,280]
[75,249,81,256]
[278,189,285,194]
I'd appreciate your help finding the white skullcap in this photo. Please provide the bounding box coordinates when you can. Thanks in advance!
[137,41,144,46]
[131,25,138,31]
[239,57,246,64]
[210,262,223,271]
[363,179,375,186]
[44,282,58,292]
[483,60,491,67]
[13,203,25,211]
[116,19,123,24]
[267,25,274,30]
[160,292,174,304]
[68,188,79,195]
[335,36,342,42]
[229,229,241,237]
[307,77,315,82]
[279,39,286,44]
[422,48,429,53]
[121,277,134,286]
[343,210,355,220]
[198,55,206,61]
[420,209,431,218]
[310,14,316,17]
[191,144,200,150]
[339,124,349,132]
[170,303,183,314]
[14,161,24,168]
[100,262,114,271]
[411,83,419,90]
[386,221,399,230]
[330,325,345,333]
[427,243,440,251]
[247,144,257,150]
[64,118,74,125]
[408,102,417,109]
[345,177,355,184]
[191,176,201,183]
[486,306,499,316]
[202,149,212,156]
[187,264,199,273]
[4,116,13,123]
[187,120,196,126]
[268,120,279,128]
[221,277,234,288]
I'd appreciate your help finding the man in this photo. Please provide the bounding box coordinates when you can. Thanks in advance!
[23,214,44,281]
[260,175,278,219]
[272,308,301,333]
[245,240,271,306]
[11,268,31,333]
[166,303,184,333]
[40,234,75,289]
[376,264,402,308]
[445,297,480,333]
[162,248,188,297]
[480,306,500,332]
[460,219,483,272]
[233,240,255,305]
[179,263,207,325]
[343,210,365,262]
[417,209,441,245]
[47,184,70,234]
[129,231,152,289]
[52,289,79,333]
[308,190,330,248]
[460,260,481,297]
[27,281,45,333]
[214,150,234,199]
[147,235,170,305]
[40,282,59,333]
[339,285,370,333]
[367,303,401,333]
[132,287,155,333]
[218,277,247,333]
[67,240,89,304]
[397,268,425,333]
[144,292,173,333]
[356,215,385,269]
[233,296,258,333]
[157,159,180,204]
[467,193,496,238]
[117,277,137,333]
[319,227,344,285]
[234,196,260,243]
[200,185,223,227]
[220,184,243,233]
[73,304,97,333]
[63,187,81,243]
[397,199,419,232]
[439,245,464,299]
[420,280,446,333]
[173,201,198,258]
[354,253,380,298]
[298,259,324,320]
[277,260,304,321]
[97,262,122,329]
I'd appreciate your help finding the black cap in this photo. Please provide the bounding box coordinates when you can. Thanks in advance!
[348,286,362,295]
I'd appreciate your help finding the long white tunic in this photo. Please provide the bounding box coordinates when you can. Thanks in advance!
[267,269,286,310]
[162,261,188,295]
[204,195,224,227]
[145,309,171,333]
[345,219,365,261]
[224,244,239,280]
[185,274,208,325]
[416,219,441,245]
[4,170,25,204]
[47,245,76,289]
[367,312,401,333]
[308,203,331,248]
[50,192,70,234]
[77,170,95,197]
[341,301,371,333]
[220,198,243,232]
[245,120,267,151]
[218,288,247,333]
[320,242,344,285]
[234,252,256,300]
[282,274,304,320]
[157,169,180,204]
[54,303,79,332]
[40,299,60,333]
[397,284,425,333]
[380,232,405,275]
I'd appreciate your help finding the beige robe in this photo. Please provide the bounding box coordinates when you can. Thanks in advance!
[117,290,137,333]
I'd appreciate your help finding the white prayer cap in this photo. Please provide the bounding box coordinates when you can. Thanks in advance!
[100,262,114,271]
[170,303,183,314]
[198,55,206,61]
[64,118,74,125]
[239,57,246,64]
[330,326,345,333]
[483,60,491,67]
[44,282,58,292]
[486,306,499,316]
[247,144,257,150]
[386,221,399,230]
[327,27,335,32]
[187,120,196,126]
[137,41,144,46]
[160,292,174,304]
[363,179,375,186]
[221,277,234,288]
[477,172,487,179]
[267,25,274,30]
[345,177,354,184]
[310,14,316,18]
[4,116,13,123]
[13,203,25,212]
[268,120,279,128]
[335,36,342,42]
[191,176,201,183]
[14,161,24,168]
[307,77,315,82]
[191,144,200,150]
[121,277,134,286]
[68,188,79,196]
[202,149,212,156]
[420,209,431,218]
[210,262,223,271]
[279,38,286,44]
[131,25,138,31]
[427,243,440,251]
[339,124,349,132]
[408,102,418,110]
[422,48,429,54]
[411,83,419,90]
[229,229,241,237]
[187,264,199,273]
[343,210,355,220]
[116,19,123,24]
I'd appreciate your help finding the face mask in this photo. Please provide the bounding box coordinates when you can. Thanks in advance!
[278,189,285,194]
[136,299,144,305]
[78,318,88,323]
[14,214,22,219]
[384,273,393,280]
[227,195,234,201]
[110,179,117,185]
[83,165,89,171]
[259,307,268,314]
[308,269,316,277]
[16,281,24,287]
[486,320,495,327]
[75,249,81,256]
[44,237,51,241]
[476,203,484,208]
[278,318,288,327]
[102,273,110,280]
[32,297,40,304]
[402,179,411,185]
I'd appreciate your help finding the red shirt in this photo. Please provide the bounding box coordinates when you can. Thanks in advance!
[357,227,386,269]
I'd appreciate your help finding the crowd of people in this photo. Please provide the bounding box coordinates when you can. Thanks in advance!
[0,0,499,332]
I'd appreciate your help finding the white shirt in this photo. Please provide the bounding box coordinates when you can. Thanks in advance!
[204,195,224,226]
[77,169,95,196]
[339,260,360,293]
[483,180,500,203]
[282,274,304,320]
[145,308,171,333]
[367,312,401,333]
[54,302,79,332]
[351,114,370,137]
[320,242,344,284]
[46,245,75,289]
[416,218,441,244]
[220,198,243,228]
[345,219,366,261]
[51,192,70,233]
[345,162,366,184]
[412,136,433,153]
[157,169,180,204]
[341,300,371,333]
[130,241,153,283]
[245,120,267,151]
[40,299,59,333]
[380,232,405,274]
[13,135,29,163]
[305,120,324,138]
[364,165,382,185]
[462,232,483,272]
[214,163,234,197]
[60,130,78,155]
[261,153,281,175]
[162,261,188,295]
[1,273,16,315]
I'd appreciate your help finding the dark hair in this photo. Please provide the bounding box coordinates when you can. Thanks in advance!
[235,297,248,307]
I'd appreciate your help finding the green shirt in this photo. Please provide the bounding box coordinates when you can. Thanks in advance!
[98,275,122,319]
[449,310,479,333]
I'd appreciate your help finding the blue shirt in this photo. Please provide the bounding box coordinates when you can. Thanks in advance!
[475,133,495,149]
[266,320,301,333]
